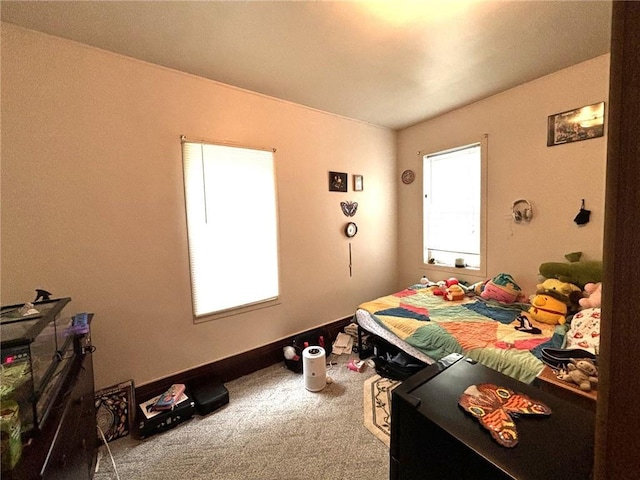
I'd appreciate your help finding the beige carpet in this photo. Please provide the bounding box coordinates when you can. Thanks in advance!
[363,375,401,447]
[94,355,390,480]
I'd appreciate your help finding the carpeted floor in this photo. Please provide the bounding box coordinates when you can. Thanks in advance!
[94,354,389,480]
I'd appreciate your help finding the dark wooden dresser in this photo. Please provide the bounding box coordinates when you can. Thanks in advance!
[6,324,97,479]
[390,353,594,480]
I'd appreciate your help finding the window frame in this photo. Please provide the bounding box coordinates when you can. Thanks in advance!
[181,137,281,323]
[421,135,488,278]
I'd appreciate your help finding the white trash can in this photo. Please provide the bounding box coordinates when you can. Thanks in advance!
[302,346,326,392]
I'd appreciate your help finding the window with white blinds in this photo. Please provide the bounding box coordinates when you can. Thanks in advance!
[182,140,279,319]
[423,140,486,271]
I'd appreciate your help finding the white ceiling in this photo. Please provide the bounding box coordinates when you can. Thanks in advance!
[1,1,612,130]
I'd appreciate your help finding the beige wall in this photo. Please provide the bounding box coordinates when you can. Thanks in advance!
[1,24,609,390]
[397,55,609,296]
[1,24,398,389]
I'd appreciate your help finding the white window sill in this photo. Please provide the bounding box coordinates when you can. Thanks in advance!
[422,263,486,281]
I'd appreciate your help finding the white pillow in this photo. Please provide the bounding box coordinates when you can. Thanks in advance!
[565,307,600,354]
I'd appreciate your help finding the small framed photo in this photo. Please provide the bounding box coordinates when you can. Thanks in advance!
[353,175,363,192]
[329,171,348,192]
[547,101,605,147]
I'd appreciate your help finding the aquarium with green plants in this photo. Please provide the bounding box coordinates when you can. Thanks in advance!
[0,297,74,437]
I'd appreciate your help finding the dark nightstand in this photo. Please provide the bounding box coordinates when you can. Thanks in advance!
[535,365,597,411]
[390,354,594,480]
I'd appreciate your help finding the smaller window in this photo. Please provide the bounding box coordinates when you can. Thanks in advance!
[422,139,486,272]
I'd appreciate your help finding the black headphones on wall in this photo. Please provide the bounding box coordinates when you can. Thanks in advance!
[512,199,533,223]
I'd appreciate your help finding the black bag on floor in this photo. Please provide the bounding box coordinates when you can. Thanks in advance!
[372,351,427,381]
[283,327,332,373]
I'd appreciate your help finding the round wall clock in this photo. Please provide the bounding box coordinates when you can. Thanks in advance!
[401,169,415,184]
[345,222,358,238]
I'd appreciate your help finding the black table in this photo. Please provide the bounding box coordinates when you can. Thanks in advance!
[390,353,594,480]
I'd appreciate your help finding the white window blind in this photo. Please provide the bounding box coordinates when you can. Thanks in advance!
[423,143,482,269]
[182,140,279,318]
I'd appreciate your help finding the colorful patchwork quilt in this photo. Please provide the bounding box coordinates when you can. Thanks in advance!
[358,285,566,384]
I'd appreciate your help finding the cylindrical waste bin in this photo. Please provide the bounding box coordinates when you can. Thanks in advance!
[302,346,326,392]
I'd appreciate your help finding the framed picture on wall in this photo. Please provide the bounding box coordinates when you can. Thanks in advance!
[329,171,348,192]
[547,101,605,147]
[353,175,363,191]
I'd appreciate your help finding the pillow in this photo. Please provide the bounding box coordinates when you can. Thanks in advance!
[480,273,523,304]
[565,307,600,354]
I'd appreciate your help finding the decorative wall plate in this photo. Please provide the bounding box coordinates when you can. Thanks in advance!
[401,169,415,184]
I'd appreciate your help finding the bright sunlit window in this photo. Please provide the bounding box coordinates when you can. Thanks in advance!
[423,139,486,271]
[182,139,279,320]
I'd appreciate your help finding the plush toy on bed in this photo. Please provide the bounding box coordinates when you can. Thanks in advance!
[578,282,602,309]
[528,293,567,325]
[480,273,524,304]
[557,358,598,391]
[444,284,466,301]
[536,278,583,312]
[433,278,463,297]
[538,252,603,289]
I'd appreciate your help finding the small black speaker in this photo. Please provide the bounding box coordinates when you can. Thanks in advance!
[190,379,229,416]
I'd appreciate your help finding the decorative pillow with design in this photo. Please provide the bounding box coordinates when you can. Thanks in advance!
[480,273,524,304]
[565,307,600,354]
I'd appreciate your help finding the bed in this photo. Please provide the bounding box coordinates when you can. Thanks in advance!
[356,284,567,384]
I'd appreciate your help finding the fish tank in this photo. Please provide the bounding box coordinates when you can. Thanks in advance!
[0,297,74,436]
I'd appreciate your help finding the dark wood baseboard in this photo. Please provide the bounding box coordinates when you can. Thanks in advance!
[135,316,353,402]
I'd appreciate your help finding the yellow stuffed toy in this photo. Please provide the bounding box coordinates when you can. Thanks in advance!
[536,278,581,299]
[536,278,583,312]
[528,293,567,325]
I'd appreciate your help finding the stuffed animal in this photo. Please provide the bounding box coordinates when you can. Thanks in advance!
[469,280,488,296]
[445,277,459,287]
[536,278,583,312]
[557,358,598,391]
[480,273,524,303]
[538,252,602,289]
[528,293,567,325]
[579,282,602,309]
[444,284,466,301]
[536,278,581,299]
